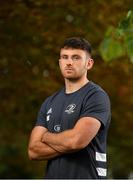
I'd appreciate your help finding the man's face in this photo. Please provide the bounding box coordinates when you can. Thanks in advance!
[59,48,93,81]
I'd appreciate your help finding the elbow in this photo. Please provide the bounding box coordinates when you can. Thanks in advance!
[28,146,38,160]
[67,135,87,151]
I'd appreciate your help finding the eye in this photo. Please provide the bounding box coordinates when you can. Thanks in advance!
[72,55,81,61]
[60,55,68,60]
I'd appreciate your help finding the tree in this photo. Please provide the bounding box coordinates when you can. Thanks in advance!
[100,10,133,62]
[100,10,133,178]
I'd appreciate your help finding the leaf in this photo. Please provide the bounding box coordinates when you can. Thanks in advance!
[125,34,133,62]
[100,37,125,62]
[115,28,124,37]
[105,26,114,37]
[100,10,133,62]
[118,10,133,31]
[127,10,133,20]
[119,18,130,30]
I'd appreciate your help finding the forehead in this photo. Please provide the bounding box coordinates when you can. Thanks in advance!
[60,48,86,56]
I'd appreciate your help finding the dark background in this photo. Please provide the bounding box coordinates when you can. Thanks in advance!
[0,0,133,178]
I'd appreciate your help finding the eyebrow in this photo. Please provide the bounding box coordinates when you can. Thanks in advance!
[60,54,81,57]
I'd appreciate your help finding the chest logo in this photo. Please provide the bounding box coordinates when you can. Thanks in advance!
[65,104,76,114]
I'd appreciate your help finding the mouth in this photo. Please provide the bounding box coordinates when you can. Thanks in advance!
[65,69,74,73]
[65,68,73,71]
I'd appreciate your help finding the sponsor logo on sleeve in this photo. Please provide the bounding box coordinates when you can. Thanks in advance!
[46,108,52,121]
[54,124,61,132]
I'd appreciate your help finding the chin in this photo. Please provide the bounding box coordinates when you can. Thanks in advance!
[65,76,80,81]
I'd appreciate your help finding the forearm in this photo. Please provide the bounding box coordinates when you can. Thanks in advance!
[41,129,80,153]
[41,117,101,154]
[28,141,61,160]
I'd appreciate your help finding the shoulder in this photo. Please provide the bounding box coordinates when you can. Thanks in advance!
[40,88,64,109]
[83,81,111,108]
[87,81,110,98]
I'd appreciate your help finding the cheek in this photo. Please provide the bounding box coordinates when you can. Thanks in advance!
[77,62,87,70]
[84,61,89,70]
[59,61,63,68]
[59,61,65,72]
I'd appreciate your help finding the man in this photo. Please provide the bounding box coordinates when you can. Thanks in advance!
[28,37,111,179]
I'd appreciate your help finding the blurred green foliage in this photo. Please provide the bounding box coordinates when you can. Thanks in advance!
[0,0,133,178]
[100,10,133,62]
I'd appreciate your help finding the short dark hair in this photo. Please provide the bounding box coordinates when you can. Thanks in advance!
[61,37,92,56]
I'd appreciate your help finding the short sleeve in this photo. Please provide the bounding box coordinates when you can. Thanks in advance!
[35,98,49,128]
[79,90,111,128]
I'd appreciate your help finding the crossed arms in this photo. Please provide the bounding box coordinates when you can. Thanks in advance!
[28,117,101,161]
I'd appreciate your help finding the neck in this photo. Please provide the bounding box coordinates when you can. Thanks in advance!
[65,77,89,94]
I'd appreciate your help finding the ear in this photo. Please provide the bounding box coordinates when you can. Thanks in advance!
[86,58,94,70]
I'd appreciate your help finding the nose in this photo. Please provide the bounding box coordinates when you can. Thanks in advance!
[66,58,73,65]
